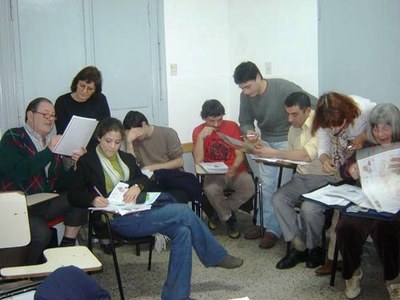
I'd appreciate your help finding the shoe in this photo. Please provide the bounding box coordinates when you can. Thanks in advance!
[315,259,342,275]
[386,283,400,300]
[276,248,308,269]
[244,225,262,239]
[207,213,219,230]
[226,216,240,239]
[259,232,278,249]
[216,254,243,269]
[345,268,363,299]
[306,247,324,268]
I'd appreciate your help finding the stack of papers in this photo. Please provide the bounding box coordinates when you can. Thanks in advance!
[90,182,161,216]
[302,184,374,209]
[200,162,228,174]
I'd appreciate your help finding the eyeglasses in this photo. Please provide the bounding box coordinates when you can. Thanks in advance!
[33,111,57,120]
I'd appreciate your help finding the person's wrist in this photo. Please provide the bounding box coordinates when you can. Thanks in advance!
[133,183,144,191]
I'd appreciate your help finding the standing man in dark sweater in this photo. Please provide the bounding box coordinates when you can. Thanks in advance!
[0,97,87,264]
[233,61,317,249]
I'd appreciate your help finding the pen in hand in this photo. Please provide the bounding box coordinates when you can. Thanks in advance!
[94,186,105,198]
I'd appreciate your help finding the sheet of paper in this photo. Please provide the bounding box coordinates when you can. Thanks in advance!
[216,132,255,152]
[302,184,372,207]
[52,115,98,156]
[250,154,308,165]
[357,142,400,213]
[107,182,130,206]
[199,162,228,174]
[141,169,154,179]
[90,192,161,216]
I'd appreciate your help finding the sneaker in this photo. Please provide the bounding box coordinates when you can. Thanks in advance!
[226,216,240,239]
[207,213,220,230]
[345,268,363,299]
[215,254,243,269]
[387,283,400,300]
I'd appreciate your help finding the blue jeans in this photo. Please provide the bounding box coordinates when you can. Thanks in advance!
[110,203,227,300]
[257,140,293,237]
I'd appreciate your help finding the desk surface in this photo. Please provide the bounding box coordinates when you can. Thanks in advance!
[0,246,102,279]
[252,158,297,169]
[26,193,59,207]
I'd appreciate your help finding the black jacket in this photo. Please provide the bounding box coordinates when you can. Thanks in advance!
[68,150,150,208]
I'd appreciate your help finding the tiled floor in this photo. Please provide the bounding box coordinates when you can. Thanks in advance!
[92,211,389,300]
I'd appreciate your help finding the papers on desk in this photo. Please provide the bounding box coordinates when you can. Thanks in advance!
[199,162,228,174]
[250,154,308,165]
[356,142,400,214]
[90,192,161,216]
[52,115,98,156]
[303,184,381,211]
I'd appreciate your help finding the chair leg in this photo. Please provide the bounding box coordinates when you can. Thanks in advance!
[147,238,154,271]
[330,239,339,287]
[88,213,93,251]
[103,214,125,300]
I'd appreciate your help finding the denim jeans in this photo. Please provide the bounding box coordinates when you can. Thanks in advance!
[257,140,293,237]
[110,203,227,300]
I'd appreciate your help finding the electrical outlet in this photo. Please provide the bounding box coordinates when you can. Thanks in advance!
[170,63,177,76]
[265,61,272,75]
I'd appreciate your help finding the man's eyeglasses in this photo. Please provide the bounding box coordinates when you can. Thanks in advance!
[33,111,57,120]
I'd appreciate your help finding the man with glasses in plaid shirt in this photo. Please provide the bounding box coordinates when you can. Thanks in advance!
[0,97,87,265]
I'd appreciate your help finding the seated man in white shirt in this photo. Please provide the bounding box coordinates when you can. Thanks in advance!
[253,92,339,269]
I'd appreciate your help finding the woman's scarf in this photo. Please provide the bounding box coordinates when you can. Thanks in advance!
[96,145,130,186]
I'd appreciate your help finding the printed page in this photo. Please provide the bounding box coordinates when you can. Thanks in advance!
[52,115,98,156]
[90,192,161,216]
[357,143,400,213]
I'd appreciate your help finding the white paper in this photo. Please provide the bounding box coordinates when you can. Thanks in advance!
[216,132,255,152]
[90,192,161,216]
[250,154,309,166]
[107,182,130,206]
[141,169,154,179]
[357,143,400,213]
[52,115,98,156]
[200,162,228,174]
[302,184,373,208]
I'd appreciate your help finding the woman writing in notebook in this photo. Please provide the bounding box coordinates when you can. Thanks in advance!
[336,103,400,299]
[68,117,243,300]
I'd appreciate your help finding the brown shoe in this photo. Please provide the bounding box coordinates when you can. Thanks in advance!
[244,225,262,240]
[258,232,277,249]
[315,259,342,275]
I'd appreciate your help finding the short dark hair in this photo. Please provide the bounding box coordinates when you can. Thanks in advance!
[200,99,225,119]
[233,61,263,84]
[95,117,125,140]
[70,66,103,94]
[25,97,53,122]
[122,111,149,129]
[285,92,311,111]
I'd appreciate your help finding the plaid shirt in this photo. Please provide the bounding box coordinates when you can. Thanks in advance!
[0,127,67,194]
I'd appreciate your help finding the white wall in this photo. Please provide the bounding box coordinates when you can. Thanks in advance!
[164,0,319,142]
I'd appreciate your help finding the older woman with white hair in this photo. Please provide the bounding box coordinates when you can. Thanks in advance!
[336,103,400,299]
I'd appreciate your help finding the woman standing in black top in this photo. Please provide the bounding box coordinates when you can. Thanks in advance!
[55,66,111,151]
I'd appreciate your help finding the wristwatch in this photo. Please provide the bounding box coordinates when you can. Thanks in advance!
[133,183,144,191]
